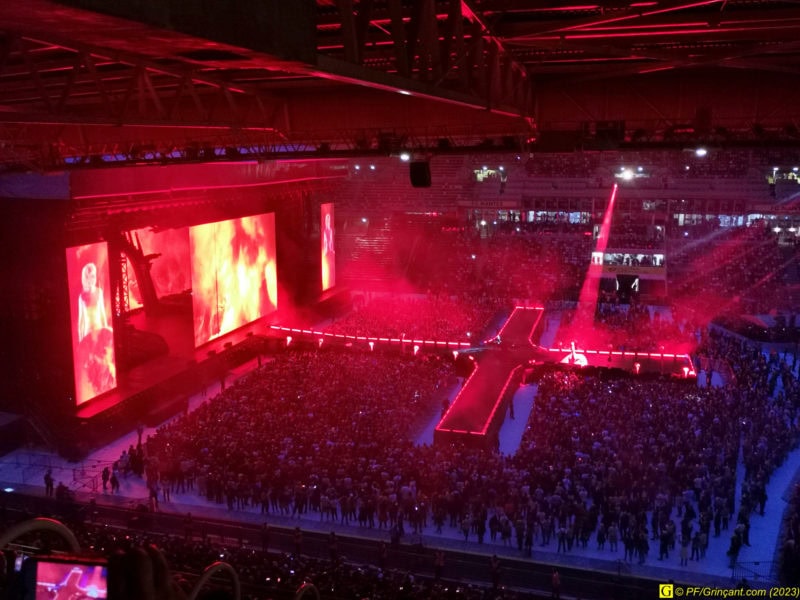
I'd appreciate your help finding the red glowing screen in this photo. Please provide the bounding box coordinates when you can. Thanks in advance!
[321,203,335,291]
[190,213,277,346]
[34,560,108,599]
[66,243,117,406]
[127,227,191,309]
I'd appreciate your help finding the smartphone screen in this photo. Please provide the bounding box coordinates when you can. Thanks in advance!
[33,558,108,599]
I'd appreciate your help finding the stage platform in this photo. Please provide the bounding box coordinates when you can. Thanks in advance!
[47,309,275,462]
[76,312,267,420]
[434,307,544,448]
[61,290,357,460]
[433,306,695,448]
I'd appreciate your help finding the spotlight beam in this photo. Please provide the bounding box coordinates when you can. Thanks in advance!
[571,183,618,340]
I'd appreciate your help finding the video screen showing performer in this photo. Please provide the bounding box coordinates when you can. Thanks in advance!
[190,213,277,347]
[66,242,117,406]
[321,203,335,291]
[34,560,108,599]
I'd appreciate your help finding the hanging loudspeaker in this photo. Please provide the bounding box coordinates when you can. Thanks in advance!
[409,161,431,187]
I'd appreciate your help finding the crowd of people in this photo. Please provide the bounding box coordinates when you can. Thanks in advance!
[0,506,532,600]
[669,224,799,316]
[606,221,665,249]
[407,227,591,306]
[111,317,798,585]
[556,302,697,353]
[19,192,800,592]
[144,350,456,524]
[325,295,497,343]
[12,318,798,596]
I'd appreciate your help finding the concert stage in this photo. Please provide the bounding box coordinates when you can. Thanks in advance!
[61,308,272,461]
[434,307,544,448]
[67,288,355,459]
[433,306,696,449]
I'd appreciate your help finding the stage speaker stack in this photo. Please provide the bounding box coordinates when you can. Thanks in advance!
[409,161,431,187]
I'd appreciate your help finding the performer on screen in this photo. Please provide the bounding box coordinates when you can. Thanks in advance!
[78,262,109,342]
[76,261,116,397]
[323,212,334,258]
[322,211,335,288]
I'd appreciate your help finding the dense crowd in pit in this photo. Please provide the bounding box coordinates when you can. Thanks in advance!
[325,295,497,343]
[408,228,591,306]
[105,322,798,579]
[695,329,800,573]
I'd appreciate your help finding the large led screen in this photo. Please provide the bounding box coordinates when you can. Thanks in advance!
[127,227,191,309]
[66,242,117,405]
[321,202,335,291]
[190,213,277,346]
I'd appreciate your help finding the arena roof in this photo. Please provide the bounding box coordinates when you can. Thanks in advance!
[1,1,800,170]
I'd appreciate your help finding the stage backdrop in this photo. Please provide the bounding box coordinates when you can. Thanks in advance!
[190,213,277,346]
[321,202,335,291]
[126,227,191,309]
[66,242,117,405]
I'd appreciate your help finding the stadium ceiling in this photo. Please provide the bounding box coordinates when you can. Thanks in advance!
[1,0,800,170]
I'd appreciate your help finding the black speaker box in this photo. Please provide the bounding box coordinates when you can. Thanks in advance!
[409,161,431,187]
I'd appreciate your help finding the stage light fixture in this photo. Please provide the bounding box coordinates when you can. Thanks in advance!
[399,152,411,162]
[695,147,707,157]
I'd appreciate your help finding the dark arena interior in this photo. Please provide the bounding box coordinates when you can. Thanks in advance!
[2,1,800,599]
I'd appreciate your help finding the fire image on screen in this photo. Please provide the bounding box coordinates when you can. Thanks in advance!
[35,560,108,599]
[321,202,335,291]
[190,213,277,346]
[66,242,117,406]
[126,227,191,310]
